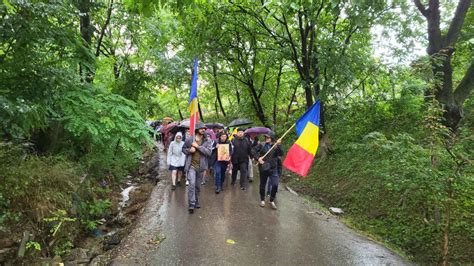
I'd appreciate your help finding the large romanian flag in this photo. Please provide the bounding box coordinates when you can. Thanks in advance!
[283,100,321,177]
[188,58,199,136]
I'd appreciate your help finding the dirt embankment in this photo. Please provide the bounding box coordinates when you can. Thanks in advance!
[0,146,162,265]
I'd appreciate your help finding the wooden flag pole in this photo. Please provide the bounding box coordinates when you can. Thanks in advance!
[259,123,296,161]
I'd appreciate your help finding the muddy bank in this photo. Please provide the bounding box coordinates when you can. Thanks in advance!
[0,145,162,265]
[109,145,169,265]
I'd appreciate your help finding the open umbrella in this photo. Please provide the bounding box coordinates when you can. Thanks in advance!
[162,116,174,122]
[245,127,271,135]
[159,122,178,134]
[205,122,225,129]
[170,125,188,134]
[178,119,190,128]
[228,118,252,127]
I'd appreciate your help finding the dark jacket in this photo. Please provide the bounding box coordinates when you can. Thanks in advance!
[182,134,212,172]
[210,139,233,166]
[231,136,252,164]
[252,142,283,172]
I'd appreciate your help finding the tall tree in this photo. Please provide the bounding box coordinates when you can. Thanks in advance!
[414,0,473,130]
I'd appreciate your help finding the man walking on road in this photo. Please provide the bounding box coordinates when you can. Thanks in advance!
[182,122,212,214]
[252,131,283,209]
[230,128,252,190]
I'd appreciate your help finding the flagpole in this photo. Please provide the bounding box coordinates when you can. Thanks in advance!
[259,123,295,161]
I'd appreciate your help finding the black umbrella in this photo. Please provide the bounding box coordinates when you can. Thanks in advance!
[205,122,225,129]
[228,118,253,127]
[167,119,189,134]
[170,125,188,134]
[176,119,190,128]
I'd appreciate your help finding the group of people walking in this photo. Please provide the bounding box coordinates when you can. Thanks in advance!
[165,122,284,214]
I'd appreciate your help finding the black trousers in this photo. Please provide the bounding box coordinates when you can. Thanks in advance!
[259,169,279,201]
[231,161,248,188]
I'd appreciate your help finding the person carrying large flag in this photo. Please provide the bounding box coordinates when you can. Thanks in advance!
[182,58,212,213]
[252,131,283,209]
[182,122,212,214]
[282,100,321,177]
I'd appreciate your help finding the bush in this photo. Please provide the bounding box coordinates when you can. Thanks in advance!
[0,143,117,258]
[289,131,474,263]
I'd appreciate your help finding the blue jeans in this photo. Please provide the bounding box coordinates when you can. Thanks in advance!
[259,169,279,201]
[214,161,228,190]
[267,162,282,195]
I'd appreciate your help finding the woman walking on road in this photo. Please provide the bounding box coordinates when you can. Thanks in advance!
[167,132,185,190]
[252,131,283,209]
[212,131,232,194]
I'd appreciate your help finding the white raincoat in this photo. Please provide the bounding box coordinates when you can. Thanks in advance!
[167,132,185,167]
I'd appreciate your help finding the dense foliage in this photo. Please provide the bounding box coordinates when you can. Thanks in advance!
[1,0,472,263]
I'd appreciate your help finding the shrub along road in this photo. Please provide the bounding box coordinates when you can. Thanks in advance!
[111,144,408,265]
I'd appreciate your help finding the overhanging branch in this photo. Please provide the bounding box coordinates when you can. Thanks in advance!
[454,60,474,105]
[445,0,471,46]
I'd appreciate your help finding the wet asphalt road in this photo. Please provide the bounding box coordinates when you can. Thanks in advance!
[111,145,408,265]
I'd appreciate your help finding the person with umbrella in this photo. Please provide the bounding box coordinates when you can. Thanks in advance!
[252,131,283,209]
[182,122,212,214]
[230,127,252,190]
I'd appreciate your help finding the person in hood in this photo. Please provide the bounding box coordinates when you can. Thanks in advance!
[182,123,212,214]
[167,132,186,190]
[252,131,283,210]
[211,131,233,193]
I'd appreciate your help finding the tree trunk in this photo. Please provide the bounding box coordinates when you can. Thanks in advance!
[236,89,241,104]
[95,0,113,58]
[441,201,451,266]
[214,99,219,118]
[415,0,473,131]
[77,0,94,82]
[212,65,226,116]
[286,86,299,120]
[198,102,204,122]
[273,63,283,130]
[248,81,269,127]
[178,106,184,120]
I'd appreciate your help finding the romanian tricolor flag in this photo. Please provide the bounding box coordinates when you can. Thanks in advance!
[188,58,199,136]
[283,100,321,177]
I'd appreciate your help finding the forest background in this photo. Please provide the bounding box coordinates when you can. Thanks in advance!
[0,0,473,264]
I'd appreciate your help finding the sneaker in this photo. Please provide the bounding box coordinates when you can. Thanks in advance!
[240,187,246,191]
[171,185,176,190]
[195,202,201,209]
[188,207,194,214]
[215,188,221,194]
[259,201,265,207]
[270,201,277,210]
[201,181,206,185]
[186,180,189,186]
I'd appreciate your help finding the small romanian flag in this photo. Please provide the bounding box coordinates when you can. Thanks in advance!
[283,100,321,177]
[188,58,199,136]
[228,128,238,141]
